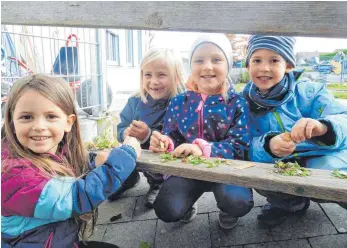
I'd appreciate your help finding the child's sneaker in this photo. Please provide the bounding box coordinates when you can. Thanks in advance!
[181,203,198,223]
[218,211,238,230]
[257,199,310,227]
[144,184,161,208]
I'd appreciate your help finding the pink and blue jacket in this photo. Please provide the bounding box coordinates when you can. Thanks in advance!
[163,90,251,160]
[1,141,137,247]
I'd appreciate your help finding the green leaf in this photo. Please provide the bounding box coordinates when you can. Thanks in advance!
[159,153,179,163]
[139,241,151,248]
[159,153,232,169]
[332,169,347,179]
[274,161,312,177]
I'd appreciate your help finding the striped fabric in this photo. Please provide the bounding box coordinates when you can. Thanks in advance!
[245,35,296,67]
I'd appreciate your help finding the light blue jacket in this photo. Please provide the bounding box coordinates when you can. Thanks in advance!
[248,80,347,164]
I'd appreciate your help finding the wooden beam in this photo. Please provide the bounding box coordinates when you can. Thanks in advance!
[2,1,347,38]
[137,150,347,203]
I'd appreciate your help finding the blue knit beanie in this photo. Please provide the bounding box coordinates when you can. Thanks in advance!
[189,34,233,73]
[245,35,296,68]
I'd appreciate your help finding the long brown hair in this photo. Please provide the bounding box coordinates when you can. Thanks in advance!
[1,74,95,239]
[2,74,89,177]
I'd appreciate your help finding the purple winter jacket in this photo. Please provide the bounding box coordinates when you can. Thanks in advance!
[1,141,137,247]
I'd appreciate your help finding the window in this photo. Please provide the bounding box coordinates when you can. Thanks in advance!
[106,30,120,65]
[126,30,134,66]
[138,30,142,64]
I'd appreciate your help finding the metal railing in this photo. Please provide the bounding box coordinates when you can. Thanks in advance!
[1,25,107,117]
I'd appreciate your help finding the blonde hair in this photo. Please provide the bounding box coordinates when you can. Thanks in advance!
[139,48,185,103]
[222,78,233,102]
[1,74,89,178]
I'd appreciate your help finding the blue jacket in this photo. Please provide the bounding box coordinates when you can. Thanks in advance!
[1,144,137,248]
[117,95,169,149]
[117,95,141,143]
[162,91,251,160]
[246,80,347,164]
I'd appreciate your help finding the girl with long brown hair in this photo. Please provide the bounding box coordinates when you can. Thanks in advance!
[1,74,141,248]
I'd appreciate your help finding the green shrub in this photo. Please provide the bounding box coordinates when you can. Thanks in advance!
[240,71,250,84]
[333,91,347,99]
[326,83,347,90]
[234,83,246,93]
[319,49,347,61]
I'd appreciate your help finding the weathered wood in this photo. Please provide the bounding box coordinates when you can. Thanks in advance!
[2,2,347,38]
[137,150,347,203]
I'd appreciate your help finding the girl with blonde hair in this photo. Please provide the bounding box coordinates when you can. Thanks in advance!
[110,48,185,207]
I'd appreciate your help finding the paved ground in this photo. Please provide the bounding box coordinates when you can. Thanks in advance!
[88,173,347,248]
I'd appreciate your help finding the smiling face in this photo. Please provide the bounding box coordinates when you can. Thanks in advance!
[247,49,293,92]
[190,43,228,95]
[12,90,75,154]
[142,58,173,100]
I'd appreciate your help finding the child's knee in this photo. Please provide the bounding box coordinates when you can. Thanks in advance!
[153,199,185,222]
[219,198,254,217]
[217,188,254,217]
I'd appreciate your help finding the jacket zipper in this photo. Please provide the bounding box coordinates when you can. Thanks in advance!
[196,99,204,139]
[44,232,54,248]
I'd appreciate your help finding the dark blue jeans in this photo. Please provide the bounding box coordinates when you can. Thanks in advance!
[257,154,347,211]
[153,176,254,223]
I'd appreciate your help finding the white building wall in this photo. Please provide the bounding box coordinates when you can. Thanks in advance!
[106,29,149,94]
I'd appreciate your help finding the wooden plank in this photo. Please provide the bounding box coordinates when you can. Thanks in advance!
[2,1,347,38]
[137,150,347,203]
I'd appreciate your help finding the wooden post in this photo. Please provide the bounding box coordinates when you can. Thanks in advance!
[137,150,347,203]
[2,2,347,38]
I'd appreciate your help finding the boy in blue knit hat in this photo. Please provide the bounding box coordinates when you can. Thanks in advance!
[243,35,347,227]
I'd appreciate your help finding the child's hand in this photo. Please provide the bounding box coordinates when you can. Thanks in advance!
[123,127,130,139]
[123,136,142,158]
[95,150,110,167]
[269,133,296,158]
[149,131,169,153]
[172,143,203,157]
[291,118,328,143]
[128,120,150,142]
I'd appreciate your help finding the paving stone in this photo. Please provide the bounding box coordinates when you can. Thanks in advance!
[320,203,347,233]
[197,192,219,213]
[253,190,267,207]
[271,202,337,241]
[244,239,310,248]
[103,220,157,248]
[155,214,211,248]
[122,172,150,197]
[132,195,158,221]
[210,207,273,247]
[97,197,137,225]
[309,234,347,248]
[86,224,107,241]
